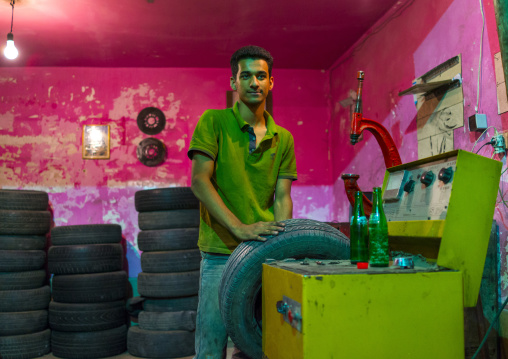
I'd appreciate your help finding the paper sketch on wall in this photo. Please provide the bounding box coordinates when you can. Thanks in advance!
[494,52,508,114]
[400,55,464,159]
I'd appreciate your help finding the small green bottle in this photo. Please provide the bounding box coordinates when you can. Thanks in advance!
[368,187,389,267]
[350,191,368,264]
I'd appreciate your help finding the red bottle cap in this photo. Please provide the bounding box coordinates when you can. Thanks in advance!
[357,262,368,269]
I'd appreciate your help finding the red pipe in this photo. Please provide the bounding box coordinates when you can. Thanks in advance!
[342,71,402,216]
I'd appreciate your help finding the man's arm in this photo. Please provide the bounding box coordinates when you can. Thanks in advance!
[190,152,285,241]
[274,178,293,221]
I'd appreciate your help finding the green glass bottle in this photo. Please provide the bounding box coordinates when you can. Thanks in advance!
[368,187,389,267]
[350,191,368,264]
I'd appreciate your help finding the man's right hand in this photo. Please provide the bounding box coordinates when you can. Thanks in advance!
[231,221,286,242]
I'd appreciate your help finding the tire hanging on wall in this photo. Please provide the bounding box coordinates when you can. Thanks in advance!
[137,138,166,167]
[136,107,166,135]
[219,219,350,359]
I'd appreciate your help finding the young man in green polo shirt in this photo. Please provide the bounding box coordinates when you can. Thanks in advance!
[188,45,297,359]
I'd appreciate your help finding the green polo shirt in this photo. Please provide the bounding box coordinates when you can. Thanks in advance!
[188,102,297,254]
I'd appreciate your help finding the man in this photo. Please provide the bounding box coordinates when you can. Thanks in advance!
[188,45,297,359]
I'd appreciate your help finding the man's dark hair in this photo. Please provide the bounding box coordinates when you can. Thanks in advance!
[230,45,273,78]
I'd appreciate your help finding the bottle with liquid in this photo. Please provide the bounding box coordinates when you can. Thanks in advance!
[350,191,368,264]
[368,187,389,267]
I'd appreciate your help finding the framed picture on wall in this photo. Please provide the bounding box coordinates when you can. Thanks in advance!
[82,125,110,159]
[227,90,273,114]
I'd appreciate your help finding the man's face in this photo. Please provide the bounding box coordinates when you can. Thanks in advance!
[230,58,273,106]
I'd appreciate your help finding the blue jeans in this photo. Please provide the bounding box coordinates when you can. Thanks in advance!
[194,252,250,359]
[194,252,230,359]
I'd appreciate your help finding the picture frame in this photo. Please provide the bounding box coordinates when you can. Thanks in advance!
[82,124,110,159]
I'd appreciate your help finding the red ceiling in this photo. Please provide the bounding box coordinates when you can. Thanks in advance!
[0,0,399,69]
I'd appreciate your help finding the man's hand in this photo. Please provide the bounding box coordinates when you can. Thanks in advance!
[231,221,286,242]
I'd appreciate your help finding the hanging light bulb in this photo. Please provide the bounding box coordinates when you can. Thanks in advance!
[4,33,18,60]
[4,0,18,60]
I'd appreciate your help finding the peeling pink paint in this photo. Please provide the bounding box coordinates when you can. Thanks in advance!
[0,67,331,276]
[328,0,507,325]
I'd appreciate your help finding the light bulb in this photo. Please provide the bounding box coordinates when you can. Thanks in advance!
[4,33,18,60]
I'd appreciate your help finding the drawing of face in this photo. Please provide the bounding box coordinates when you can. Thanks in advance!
[437,106,460,131]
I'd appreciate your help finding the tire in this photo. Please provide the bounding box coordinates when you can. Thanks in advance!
[219,219,350,359]
[141,249,200,273]
[0,310,48,336]
[52,271,127,303]
[0,270,47,291]
[51,325,127,359]
[50,224,122,245]
[0,190,49,211]
[0,329,51,359]
[138,228,199,252]
[138,209,200,230]
[49,301,127,332]
[0,250,46,272]
[0,210,51,235]
[0,235,46,250]
[127,326,195,358]
[0,286,50,312]
[143,296,199,312]
[48,244,123,275]
[138,271,199,298]
[139,310,196,331]
[135,187,199,212]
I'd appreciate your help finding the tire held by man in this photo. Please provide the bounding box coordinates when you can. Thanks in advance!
[219,218,350,359]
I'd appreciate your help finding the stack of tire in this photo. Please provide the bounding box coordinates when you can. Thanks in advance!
[48,224,128,359]
[0,189,52,359]
[128,187,200,358]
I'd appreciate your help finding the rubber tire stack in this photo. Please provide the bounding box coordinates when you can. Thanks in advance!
[48,224,128,359]
[128,187,200,358]
[0,189,52,359]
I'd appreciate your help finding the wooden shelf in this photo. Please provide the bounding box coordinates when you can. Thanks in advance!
[398,79,460,96]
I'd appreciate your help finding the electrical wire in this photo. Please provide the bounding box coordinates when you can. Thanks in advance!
[471,294,508,359]
[471,126,498,153]
[10,1,14,33]
[476,0,485,113]
[475,141,492,154]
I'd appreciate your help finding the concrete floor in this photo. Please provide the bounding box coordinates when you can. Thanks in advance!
[36,340,235,359]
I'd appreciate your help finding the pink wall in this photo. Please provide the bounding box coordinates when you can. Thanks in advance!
[328,0,507,333]
[2,0,506,336]
[0,67,331,276]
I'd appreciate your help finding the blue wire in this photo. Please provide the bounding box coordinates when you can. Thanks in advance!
[471,294,508,359]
